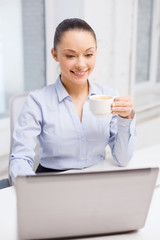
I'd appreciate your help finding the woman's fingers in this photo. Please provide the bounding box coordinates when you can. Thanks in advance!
[111,96,134,118]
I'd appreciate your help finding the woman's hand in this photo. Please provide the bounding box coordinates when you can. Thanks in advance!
[111,96,134,119]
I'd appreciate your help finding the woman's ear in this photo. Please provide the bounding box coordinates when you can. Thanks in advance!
[51,48,58,62]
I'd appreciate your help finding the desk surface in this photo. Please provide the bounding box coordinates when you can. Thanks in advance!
[0,144,160,240]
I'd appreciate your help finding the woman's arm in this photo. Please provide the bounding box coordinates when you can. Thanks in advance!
[9,93,42,184]
[108,96,136,166]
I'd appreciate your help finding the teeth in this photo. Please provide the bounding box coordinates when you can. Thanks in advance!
[74,72,85,75]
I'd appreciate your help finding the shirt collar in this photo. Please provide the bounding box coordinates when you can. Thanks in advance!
[88,79,101,97]
[55,76,70,102]
[55,75,99,102]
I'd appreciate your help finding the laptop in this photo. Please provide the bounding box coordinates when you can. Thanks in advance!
[16,167,159,240]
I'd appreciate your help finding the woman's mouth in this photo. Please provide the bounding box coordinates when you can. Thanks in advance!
[71,70,88,77]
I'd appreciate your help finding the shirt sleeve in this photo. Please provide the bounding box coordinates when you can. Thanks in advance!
[108,114,136,166]
[9,93,42,184]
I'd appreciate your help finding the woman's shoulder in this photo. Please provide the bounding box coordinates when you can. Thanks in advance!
[28,82,57,100]
[21,83,57,112]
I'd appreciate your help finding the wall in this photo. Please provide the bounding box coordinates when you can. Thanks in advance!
[0,0,24,99]
[0,0,23,156]
[21,0,46,91]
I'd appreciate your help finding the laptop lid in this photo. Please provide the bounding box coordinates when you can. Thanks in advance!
[16,167,159,239]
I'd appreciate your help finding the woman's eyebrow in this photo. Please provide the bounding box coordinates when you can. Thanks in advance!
[63,47,96,53]
[63,49,76,53]
[85,47,96,51]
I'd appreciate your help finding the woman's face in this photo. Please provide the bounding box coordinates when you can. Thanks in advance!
[51,30,97,86]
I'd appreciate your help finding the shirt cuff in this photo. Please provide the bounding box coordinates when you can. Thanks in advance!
[117,114,136,134]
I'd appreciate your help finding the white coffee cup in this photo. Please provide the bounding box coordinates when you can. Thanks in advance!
[89,95,114,117]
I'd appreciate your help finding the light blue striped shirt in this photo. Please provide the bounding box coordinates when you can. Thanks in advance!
[9,76,136,183]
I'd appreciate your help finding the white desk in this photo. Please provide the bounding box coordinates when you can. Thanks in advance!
[0,144,160,240]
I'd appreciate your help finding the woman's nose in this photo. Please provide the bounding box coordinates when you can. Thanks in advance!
[75,57,85,69]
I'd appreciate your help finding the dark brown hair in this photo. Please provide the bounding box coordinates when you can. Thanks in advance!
[53,18,97,50]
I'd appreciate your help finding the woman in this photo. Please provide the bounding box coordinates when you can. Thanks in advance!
[9,18,136,184]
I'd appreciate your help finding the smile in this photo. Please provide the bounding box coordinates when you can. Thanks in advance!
[71,70,88,76]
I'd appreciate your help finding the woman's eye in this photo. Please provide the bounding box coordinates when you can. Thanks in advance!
[86,54,93,57]
[66,55,75,58]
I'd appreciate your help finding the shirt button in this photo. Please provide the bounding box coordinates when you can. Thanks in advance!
[81,157,84,161]
[81,138,85,142]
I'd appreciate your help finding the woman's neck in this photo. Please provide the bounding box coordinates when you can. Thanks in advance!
[61,77,89,99]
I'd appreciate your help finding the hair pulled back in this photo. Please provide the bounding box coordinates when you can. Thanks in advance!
[53,18,97,50]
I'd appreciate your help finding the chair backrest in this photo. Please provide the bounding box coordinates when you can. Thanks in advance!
[9,92,40,172]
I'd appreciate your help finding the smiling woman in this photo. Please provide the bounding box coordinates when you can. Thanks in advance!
[51,30,96,94]
[9,18,136,184]
[51,19,97,93]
